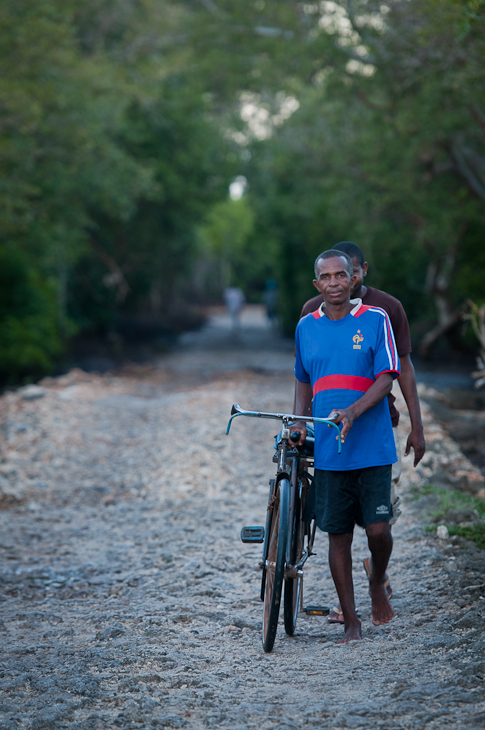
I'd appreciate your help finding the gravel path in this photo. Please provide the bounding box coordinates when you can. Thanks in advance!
[1,309,485,729]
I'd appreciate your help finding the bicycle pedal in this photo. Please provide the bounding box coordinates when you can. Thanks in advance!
[303,605,330,616]
[241,526,265,543]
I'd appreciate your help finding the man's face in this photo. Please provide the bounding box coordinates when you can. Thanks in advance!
[350,258,368,297]
[313,256,354,305]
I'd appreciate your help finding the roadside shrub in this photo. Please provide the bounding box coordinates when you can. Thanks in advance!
[0,248,62,383]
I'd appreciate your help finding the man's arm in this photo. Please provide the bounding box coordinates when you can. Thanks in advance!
[289,380,313,445]
[329,372,394,444]
[292,380,312,417]
[398,354,425,466]
[384,298,425,467]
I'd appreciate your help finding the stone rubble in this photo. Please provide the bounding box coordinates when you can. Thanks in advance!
[412,384,485,498]
[0,365,484,729]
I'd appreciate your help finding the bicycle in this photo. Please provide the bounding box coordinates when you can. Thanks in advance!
[226,403,342,653]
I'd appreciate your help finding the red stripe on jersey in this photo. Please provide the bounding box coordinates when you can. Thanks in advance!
[376,369,400,379]
[352,304,372,317]
[312,310,321,319]
[313,374,375,396]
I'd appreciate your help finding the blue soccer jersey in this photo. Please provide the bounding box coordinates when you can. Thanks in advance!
[295,299,401,470]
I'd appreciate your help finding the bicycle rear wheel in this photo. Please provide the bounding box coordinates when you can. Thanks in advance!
[284,483,304,636]
[262,477,289,653]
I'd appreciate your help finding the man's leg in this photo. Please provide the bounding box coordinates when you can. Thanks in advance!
[389,426,402,526]
[365,428,401,591]
[328,532,362,643]
[365,522,394,626]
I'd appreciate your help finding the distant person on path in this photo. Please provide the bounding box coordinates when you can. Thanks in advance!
[299,240,425,625]
[290,249,401,643]
[223,287,245,332]
[263,279,278,328]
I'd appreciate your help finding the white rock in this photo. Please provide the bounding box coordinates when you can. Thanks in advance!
[0,477,25,500]
[437,524,449,540]
[19,385,47,401]
[57,385,82,400]
[26,500,41,511]
[0,475,12,494]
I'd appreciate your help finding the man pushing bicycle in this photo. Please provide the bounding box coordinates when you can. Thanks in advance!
[290,249,401,644]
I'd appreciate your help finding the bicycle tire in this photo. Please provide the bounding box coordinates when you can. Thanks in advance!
[262,477,289,653]
[284,481,304,636]
[260,480,275,602]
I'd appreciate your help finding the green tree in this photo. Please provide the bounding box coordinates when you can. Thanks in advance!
[197,196,256,295]
[0,0,154,375]
[0,248,62,381]
[2,0,485,381]
[235,0,485,342]
[0,0,233,376]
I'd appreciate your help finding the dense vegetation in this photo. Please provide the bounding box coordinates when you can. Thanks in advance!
[1,0,484,381]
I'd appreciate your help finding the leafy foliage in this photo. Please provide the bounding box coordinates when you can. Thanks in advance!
[0,0,233,377]
[195,197,279,301]
[239,0,485,333]
[448,524,485,550]
[0,248,62,381]
[1,0,485,379]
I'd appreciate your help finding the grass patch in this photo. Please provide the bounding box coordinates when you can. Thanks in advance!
[411,483,485,520]
[412,483,485,550]
[447,524,485,550]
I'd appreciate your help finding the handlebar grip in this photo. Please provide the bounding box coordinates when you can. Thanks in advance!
[290,431,301,443]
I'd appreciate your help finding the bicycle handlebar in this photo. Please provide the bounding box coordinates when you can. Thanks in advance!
[226,403,342,454]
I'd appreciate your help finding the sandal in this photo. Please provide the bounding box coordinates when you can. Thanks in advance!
[363,557,392,598]
[327,606,344,624]
[327,606,361,624]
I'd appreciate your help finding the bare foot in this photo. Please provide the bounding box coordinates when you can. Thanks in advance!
[370,581,394,626]
[336,621,362,644]
[363,557,392,598]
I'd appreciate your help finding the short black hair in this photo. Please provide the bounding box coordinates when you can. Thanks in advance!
[333,241,364,267]
[314,249,353,277]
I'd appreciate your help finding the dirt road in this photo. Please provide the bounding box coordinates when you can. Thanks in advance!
[1,307,485,729]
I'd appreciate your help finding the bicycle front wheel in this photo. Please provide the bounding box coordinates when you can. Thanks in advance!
[283,484,304,636]
[262,477,289,653]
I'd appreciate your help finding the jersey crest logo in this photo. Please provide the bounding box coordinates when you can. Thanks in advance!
[353,330,364,349]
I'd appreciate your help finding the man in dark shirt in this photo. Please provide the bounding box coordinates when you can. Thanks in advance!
[298,241,425,624]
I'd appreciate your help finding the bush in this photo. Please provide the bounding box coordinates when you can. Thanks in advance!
[0,248,62,383]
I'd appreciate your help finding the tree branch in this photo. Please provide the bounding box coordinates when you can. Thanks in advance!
[419,302,468,358]
[334,41,377,66]
[449,141,485,201]
[355,90,386,112]
[199,0,220,14]
[470,104,485,132]
[90,242,130,304]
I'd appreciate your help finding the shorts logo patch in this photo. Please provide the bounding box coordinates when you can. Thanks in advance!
[376,504,389,514]
[353,330,364,349]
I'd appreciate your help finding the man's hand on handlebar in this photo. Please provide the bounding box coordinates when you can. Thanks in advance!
[327,408,354,444]
[289,421,307,447]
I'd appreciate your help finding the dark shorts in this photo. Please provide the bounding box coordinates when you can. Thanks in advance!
[307,466,392,534]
